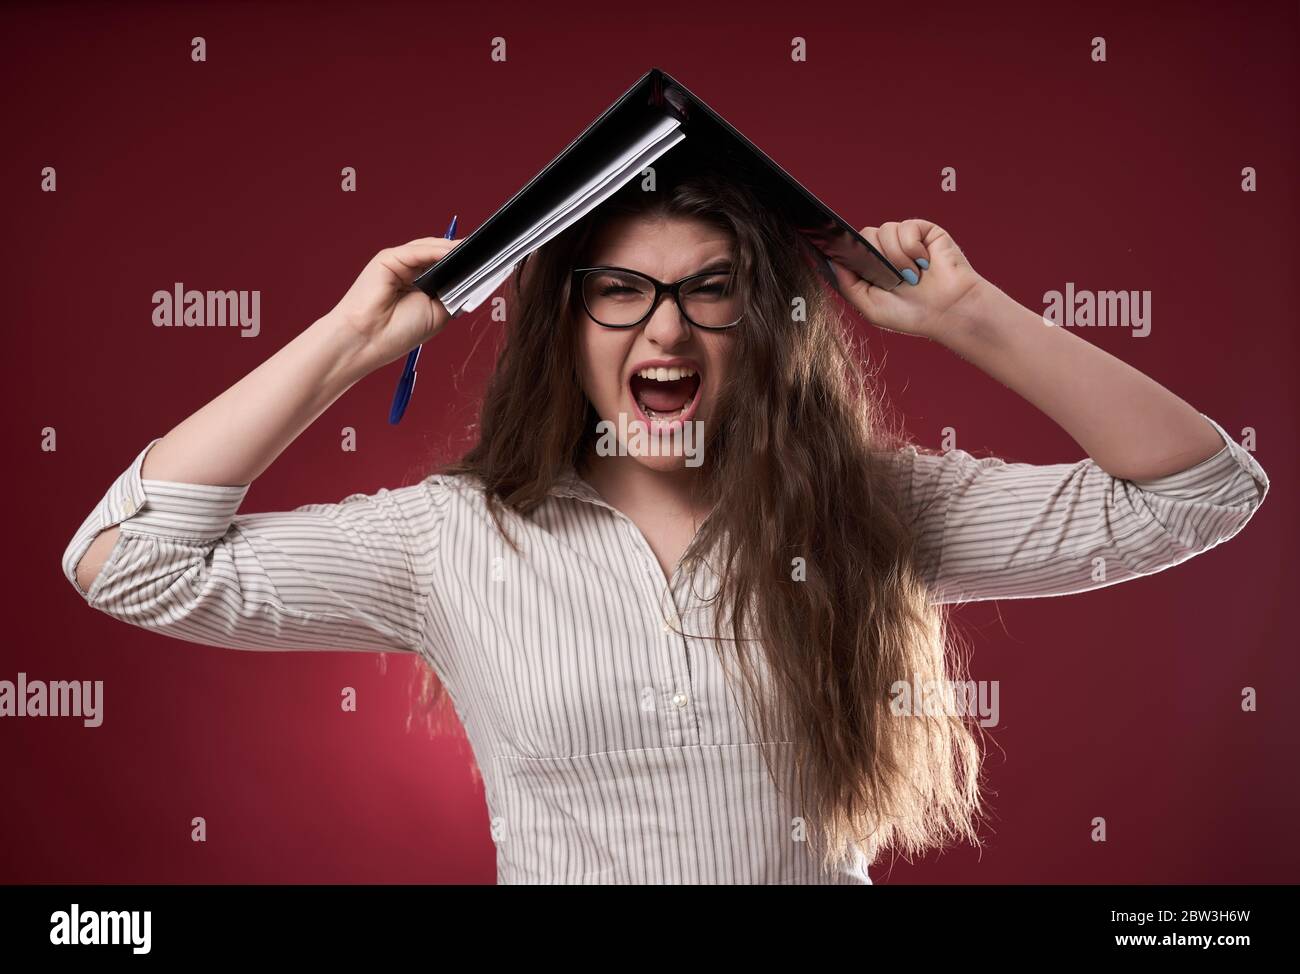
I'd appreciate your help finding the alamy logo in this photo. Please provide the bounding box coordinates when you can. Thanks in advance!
[1042,283,1151,337]
[889,674,1001,728]
[0,672,102,727]
[152,282,261,337]
[49,904,151,954]
[595,415,705,468]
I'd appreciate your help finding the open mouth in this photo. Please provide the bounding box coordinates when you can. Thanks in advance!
[628,365,702,426]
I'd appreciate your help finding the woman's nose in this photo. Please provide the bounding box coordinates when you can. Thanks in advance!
[642,294,692,348]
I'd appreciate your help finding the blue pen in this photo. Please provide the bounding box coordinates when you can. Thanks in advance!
[389,214,458,424]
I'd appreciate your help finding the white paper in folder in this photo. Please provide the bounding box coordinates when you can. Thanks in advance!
[446,115,685,316]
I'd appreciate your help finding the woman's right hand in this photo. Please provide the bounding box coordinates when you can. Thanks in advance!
[326,237,463,372]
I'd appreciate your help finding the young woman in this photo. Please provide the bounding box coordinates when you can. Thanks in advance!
[63,162,1268,885]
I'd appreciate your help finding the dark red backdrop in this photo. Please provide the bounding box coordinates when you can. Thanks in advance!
[4,0,1295,883]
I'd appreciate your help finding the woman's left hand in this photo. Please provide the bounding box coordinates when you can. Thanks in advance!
[827,219,994,341]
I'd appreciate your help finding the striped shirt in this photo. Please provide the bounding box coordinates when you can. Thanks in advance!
[61,412,1268,884]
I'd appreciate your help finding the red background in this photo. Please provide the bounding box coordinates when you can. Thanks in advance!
[3,0,1295,884]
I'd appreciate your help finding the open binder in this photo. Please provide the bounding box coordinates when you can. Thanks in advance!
[413,67,904,317]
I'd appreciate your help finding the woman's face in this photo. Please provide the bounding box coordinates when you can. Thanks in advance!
[576,212,738,473]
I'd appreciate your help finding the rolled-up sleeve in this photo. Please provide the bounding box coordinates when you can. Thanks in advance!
[61,438,447,654]
[895,413,1268,604]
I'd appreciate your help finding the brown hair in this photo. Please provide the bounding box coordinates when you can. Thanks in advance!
[407,154,986,872]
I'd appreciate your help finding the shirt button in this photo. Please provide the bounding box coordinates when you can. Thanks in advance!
[671,691,688,709]
[662,619,672,633]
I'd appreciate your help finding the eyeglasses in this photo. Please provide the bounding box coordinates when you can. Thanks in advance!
[572,265,745,330]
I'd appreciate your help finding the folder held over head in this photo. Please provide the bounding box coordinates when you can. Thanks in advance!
[412,66,904,316]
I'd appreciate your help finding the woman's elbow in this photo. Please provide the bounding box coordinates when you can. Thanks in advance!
[73,526,121,596]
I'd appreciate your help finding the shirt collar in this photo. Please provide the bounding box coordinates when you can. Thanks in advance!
[547,464,612,508]
[544,464,725,592]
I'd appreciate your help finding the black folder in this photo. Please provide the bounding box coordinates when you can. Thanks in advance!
[413,67,904,315]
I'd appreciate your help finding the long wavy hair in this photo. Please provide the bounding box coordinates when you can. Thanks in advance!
[402,153,987,872]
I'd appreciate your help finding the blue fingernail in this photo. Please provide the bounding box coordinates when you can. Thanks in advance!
[915,258,929,270]
[901,268,919,285]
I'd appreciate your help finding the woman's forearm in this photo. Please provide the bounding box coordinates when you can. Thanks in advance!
[70,236,459,597]
[933,283,1227,481]
[140,311,374,486]
[73,312,376,594]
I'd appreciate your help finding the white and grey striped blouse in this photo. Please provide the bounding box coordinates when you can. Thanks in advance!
[60,412,1268,884]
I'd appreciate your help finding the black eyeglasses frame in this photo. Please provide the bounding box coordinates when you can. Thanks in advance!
[571,265,745,331]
